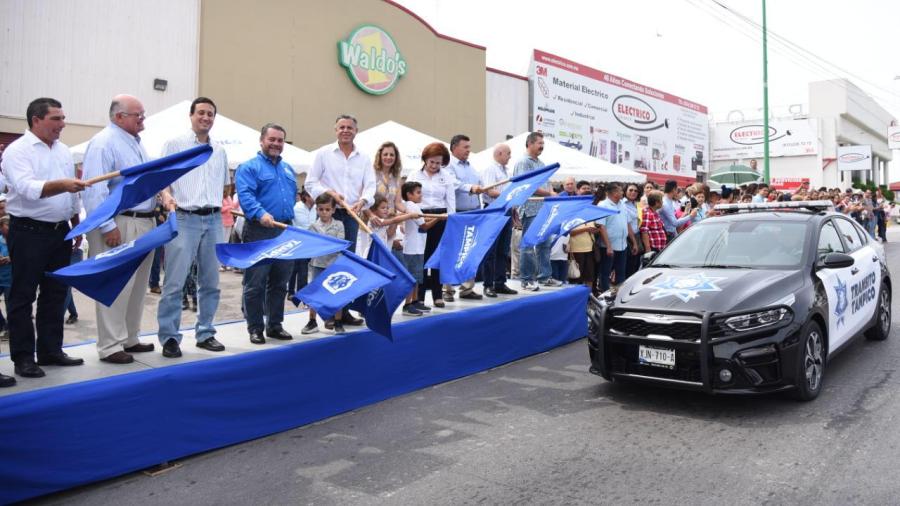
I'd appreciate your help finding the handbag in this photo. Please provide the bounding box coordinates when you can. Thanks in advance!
[568,258,581,280]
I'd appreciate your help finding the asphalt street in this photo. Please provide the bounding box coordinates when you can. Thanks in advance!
[33,229,900,505]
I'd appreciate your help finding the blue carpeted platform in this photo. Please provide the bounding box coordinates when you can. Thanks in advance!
[0,286,588,503]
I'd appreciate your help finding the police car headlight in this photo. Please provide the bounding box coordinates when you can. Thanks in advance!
[724,308,791,333]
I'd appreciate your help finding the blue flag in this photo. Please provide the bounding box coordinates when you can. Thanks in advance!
[348,235,416,340]
[216,226,349,269]
[486,162,560,212]
[521,196,619,247]
[49,212,178,306]
[67,144,212,240]
[296,250,395,321]
[425,208,509,285]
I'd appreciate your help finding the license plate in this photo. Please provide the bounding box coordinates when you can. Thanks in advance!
[638,345,675,369]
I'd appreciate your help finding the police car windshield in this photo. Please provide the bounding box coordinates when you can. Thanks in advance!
[652,220,808,269]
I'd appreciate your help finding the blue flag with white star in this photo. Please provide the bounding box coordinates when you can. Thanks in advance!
[296,250,396,321]
[521,196,619,247]
[216,226,350,269]
[424,208,509,285]
[67,144,212,240]
[348,235,415,340]
[49,212,178,306]
[486,162,560,212]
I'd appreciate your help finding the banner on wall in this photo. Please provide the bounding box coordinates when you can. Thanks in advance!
[529,49,708,182]
[711,119,818,161]
[889,125,900,150]
[770,177,810,191]
[837,145,872,172]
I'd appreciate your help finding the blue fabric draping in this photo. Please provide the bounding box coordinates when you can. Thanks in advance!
[0,287,589,503]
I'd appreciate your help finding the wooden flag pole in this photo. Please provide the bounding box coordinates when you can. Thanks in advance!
[82,171,122,186]
[231,210,287,229]
[332,194,373,235]
[421,213,449,220]
[481,178,511,192]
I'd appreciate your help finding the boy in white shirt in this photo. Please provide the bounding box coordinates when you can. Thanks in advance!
[400,181,439,316]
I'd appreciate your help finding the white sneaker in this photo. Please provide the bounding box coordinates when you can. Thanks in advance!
[521,281,540,292]
[541,278,563,287]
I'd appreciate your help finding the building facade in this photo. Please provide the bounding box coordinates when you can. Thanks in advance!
[710,79,894,190]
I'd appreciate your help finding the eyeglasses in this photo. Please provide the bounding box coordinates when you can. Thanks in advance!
[627,188,638,192]
[119,112,146,120]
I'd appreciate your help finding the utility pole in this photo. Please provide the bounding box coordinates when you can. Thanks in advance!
[762,0,770,184]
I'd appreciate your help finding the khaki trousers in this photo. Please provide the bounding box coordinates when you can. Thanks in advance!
[87,215,155,358]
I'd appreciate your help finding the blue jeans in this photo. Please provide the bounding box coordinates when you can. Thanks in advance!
[334,209,359,253]
[149,246,163,288]
[482,215,512,288]
[63,248,84,317]
[599,249,628,292]
[241,220,293,332]
[551,260,568,284]
[519,214,552,283]
[288,258,309,294]
[157,211,223,344]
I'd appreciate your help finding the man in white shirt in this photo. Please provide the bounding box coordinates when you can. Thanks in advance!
[155,97,230,358]
[82,94,158,364]
[480,143,519,298]
[0,97,86,382]
[305,114,375,252]
[305,114,375,325]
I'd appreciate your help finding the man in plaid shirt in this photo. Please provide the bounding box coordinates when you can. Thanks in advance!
[640,190,667,253]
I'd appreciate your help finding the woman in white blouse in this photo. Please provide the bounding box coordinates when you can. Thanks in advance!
[406,142,455,307]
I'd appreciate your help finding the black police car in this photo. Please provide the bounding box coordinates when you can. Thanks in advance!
[587,201,891,400]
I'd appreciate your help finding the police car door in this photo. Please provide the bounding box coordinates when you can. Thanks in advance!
[834,217,880,342]
[815,219,855,352]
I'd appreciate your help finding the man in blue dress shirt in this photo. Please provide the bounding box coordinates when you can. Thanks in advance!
[82,95,158,364]
[235,124,298,345]
[444,134,483,301]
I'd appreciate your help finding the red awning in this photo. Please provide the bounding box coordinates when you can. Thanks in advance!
[638,171,697,188]
[889,181,900,192]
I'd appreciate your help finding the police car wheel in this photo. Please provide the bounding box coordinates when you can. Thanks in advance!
[865,283,891,342]
[792,320,825,401]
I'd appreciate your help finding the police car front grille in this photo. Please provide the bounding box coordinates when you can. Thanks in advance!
[609,315,701,341]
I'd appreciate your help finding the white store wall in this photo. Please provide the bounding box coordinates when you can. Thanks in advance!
[485,68,529,148]
[0,0,199,145]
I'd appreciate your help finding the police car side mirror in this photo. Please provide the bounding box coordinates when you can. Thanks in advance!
[642,251,657,263]
[819,252,854,270]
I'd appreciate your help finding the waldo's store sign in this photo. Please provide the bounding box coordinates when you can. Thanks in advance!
[338,25,407,95]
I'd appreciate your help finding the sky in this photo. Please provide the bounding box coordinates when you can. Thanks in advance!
[394,0,900,122]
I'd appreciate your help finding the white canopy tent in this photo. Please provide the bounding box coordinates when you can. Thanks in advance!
[315,120,448,177]
[70,100,313,173]
[470,132,645,183]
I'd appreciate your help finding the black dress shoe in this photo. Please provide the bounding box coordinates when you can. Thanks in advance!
[197,337,225,352]
[460,291,483,300]
[65,314,78,324]
[483,287,497,298]
[0,373,16,388]
[341,314,364,326]
[495,284,519,295]
[266,327,293,340]
[162,339,182,358]
[249,330,266,345]
[100,351,134,364]
[124,342,155,353]
[36,353,84,366]
[14,361,45,378]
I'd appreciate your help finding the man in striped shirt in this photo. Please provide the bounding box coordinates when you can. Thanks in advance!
[156,97,230,358]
